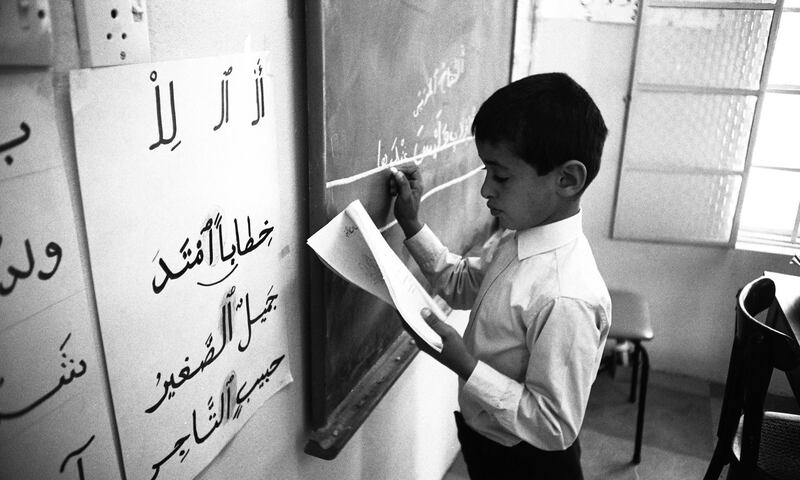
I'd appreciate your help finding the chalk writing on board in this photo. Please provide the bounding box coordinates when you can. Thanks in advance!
[213,66,233,132]
[145,284,280,414]
[251,59,266,126]
[0,332,85,420]
[151,214,274,294]
[375,109,475,169]
[374,47,472,169]
[413,46,466,118]
[148,70,182,152]
[1,122,31,166]
[0,237,63,296]
[59,435,95,480]
[150,354,285,480]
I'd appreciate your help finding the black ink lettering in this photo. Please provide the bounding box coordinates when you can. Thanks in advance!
[151,257,187,294]
[196,263,238,287]
[213,66,233,131]
[251,59,265,126]
[1,238,35,296]
[59,435,95,480]
[151,434,190,480]
[148,71,180,151]
[0,333,86,420]
[238,294,253,352]
[145,298,232,414]
[235,354,284,405]
[37,241,62,280]
[1,122,31,166]
[200,218,214,265]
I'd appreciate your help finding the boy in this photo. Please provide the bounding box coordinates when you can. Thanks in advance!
[388,73,611,479]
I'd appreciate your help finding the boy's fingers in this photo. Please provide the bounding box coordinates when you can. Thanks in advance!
[420,307,447,335]
[391,167,412,200]
[401,167,422,190]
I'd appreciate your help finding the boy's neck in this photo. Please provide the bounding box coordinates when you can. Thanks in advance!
[534,201,580,229]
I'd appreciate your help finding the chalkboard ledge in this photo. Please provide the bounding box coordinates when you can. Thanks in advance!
[305,330,420,460]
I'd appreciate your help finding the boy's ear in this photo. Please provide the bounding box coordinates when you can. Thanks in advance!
[556,160,587,197]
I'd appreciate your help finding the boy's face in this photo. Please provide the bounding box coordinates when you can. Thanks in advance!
[477,140,563,231]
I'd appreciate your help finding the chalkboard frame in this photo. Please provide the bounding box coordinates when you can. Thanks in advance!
[304,0,517,459]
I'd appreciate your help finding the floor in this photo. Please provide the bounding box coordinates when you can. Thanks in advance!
[442,367,799,480]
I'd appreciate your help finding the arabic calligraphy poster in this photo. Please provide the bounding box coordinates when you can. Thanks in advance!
[70,51,293,480]
[0,72,120,479]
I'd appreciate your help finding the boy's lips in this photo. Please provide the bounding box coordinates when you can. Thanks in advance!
[487,203,501,215]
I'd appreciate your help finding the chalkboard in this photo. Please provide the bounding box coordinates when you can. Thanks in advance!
[305,0,515,459]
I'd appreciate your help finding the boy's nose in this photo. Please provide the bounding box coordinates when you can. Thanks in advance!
[480,178,494,199]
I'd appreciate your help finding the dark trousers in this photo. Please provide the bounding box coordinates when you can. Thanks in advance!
[454,412,584,480]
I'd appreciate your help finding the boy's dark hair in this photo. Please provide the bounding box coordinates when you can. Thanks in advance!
[471,72,608,191]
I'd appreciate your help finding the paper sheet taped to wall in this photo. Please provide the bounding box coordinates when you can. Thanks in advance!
[0,71,120,480]
[308,200,445,352]
[70,51,292,480]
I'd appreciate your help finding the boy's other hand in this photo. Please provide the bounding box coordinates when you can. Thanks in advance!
[388,165,423,238]
[414,308,477,381]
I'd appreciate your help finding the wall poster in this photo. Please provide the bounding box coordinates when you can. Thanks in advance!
[70,52,293,480]
[0,72,120,480]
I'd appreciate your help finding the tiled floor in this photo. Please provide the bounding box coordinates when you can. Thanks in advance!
[442,368,799,480]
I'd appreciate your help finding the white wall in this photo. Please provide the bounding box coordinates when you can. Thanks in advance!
[530,18,796,394]
[41,1,461,479]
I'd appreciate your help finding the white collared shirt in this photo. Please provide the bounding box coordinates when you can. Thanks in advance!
[404,211,611,450]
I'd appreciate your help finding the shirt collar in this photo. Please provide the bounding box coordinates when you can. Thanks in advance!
[516,211,583,260]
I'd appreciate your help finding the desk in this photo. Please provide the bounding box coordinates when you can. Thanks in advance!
[764,271,800,406]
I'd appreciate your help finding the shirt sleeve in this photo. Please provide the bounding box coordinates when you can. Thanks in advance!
[403,224,487,310]
[462,297,608,451]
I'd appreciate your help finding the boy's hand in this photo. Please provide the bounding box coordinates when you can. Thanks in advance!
[388,165,423,238]
[411,308,477,381]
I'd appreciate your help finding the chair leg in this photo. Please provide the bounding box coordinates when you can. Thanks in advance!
[632,345,649,464]
[630,341,641,403]
[703,443,730,480]
[610,345,617,379]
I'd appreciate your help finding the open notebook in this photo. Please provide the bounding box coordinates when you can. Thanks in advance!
[307,200,445,352]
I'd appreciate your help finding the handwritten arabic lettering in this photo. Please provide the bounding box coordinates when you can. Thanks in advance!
[251,58,265,126]
[0,236,63,296]
[344,225,358,238]
[375,108,475,169]
[150,355,285,480]
[145,284,279,414]
[151,214,274,294]
[0,333,86,420]
[148,70,182,152]
[59,435,95,480]
[213,66,233,131]
[1,122,31,166]
[412,45,466,118]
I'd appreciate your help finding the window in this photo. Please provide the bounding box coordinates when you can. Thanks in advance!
[613,0,800,254]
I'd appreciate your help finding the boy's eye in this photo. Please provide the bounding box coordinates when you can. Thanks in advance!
[481,166,508,183]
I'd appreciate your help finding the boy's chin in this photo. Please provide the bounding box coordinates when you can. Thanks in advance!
[495,216,514,231]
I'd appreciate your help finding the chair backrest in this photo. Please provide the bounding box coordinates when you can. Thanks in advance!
[737,277,800,373]
[733,277,800,475]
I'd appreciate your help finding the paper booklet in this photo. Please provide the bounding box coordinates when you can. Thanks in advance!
[307,200,445,352]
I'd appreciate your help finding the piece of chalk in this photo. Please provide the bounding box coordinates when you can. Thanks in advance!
[390,166,398,174]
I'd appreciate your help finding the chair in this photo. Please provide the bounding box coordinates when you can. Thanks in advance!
[607,289,654,464]
[704,277,800,480]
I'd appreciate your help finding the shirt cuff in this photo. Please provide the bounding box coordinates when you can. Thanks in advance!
[463,361,523,415]
[403,224,447,271]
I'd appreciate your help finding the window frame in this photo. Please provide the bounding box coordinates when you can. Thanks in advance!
[612,0,800,252]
